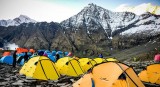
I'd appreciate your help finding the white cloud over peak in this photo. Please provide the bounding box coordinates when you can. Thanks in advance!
[113,4,130,12]
[113,3,160,15]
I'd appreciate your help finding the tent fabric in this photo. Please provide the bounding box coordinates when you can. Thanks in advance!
[3,52,11,56]
[78,58,97,72]
[48,54,56,62]
[138,70,148,82]
[67,52,73,57]
[154,54,160,62]
[56,57,84,76]
[16,48,28,54]
[29,49,35,53]
[64,52,69,56]
[105,58,118,62]
[73,74,92,87]
[0,56,13,64]
[73,62,145,87]
[38,51,44,56]
[93,58,105,64]
[138,64,160,84]
[56,51,63,58]
[52,51,57,56]
[93,58,118,64]
[19,56,60,80]
[17,56,25,65]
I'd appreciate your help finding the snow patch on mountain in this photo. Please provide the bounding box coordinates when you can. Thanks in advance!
[122,25,160,35]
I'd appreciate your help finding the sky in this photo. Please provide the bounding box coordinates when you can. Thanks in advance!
[0,0,160,22]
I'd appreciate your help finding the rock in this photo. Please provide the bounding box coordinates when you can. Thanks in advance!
[24,79,37,83]
[12,70,18,73]
[0,82,8,86]
[5,73,11,77]
[70,79,75,82]
[12,82,23,86]
[19,75,26,78]
[10,76,17,80]
[4,78,10,81]
[36,85,41,87]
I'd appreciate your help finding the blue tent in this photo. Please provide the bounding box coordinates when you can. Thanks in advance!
[52,51,56,56]
[16,56,25,65]
[38,51,44,56]
[27,52,32,56]
[19,59,24,65]
[17,53,25,57]
[48,55,56,62]
[30,53,37,58]
[16,52,33,65]
[56,51,63,58]
[44,50,51,54]
[0,56,13,65]
[64,52,69,56]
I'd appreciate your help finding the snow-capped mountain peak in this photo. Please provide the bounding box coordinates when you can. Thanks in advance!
[61,3,160,37]
[0,15,36,27]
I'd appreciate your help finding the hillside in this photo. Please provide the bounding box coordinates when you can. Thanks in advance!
[110,36,160,61]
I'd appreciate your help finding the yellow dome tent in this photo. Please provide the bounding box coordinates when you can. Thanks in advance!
[78,58,97,72]
[105,57,118,62]
[138,64,160,84]
[94,57,118,64]
[93,58,105,64]
[56,57,84,77]
[73,62,145,87]
[19,56,60,80]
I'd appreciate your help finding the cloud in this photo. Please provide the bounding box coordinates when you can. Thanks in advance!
[113,4,130,12]
[0,0,79,22]
[4,43,19,50]
[113,3,160,15]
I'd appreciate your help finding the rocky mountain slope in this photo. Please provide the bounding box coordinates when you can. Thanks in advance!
[0,3,160,57]
[0,15,36,27]
[0,22,63,50]
[61,3,160,54]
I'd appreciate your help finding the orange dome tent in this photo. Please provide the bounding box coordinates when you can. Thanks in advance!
[16,48,28,54]
[138,64,160,84]
[73,62,145,87]
[3,52,11,56]
[29,49,35,53]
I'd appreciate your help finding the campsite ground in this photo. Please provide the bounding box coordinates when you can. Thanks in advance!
[0,38,159,86]
[0,60,159,87]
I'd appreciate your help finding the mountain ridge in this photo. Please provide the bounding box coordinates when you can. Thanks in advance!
[0,15,36,27]
[0,3,159,57]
